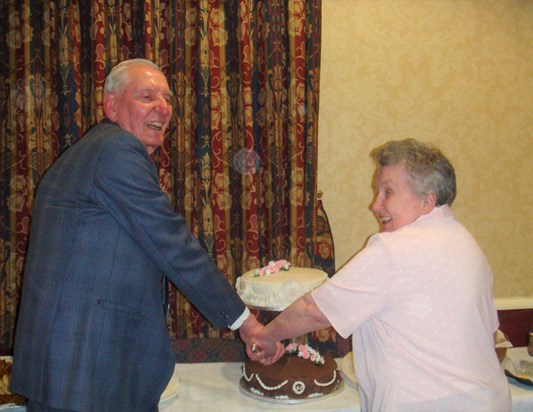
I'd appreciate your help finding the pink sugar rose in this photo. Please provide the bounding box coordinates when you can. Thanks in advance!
[254,259,291,276]
[284,343,325,365]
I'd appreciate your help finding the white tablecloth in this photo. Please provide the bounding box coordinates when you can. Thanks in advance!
[160,347,533,412]
[2,348,531,411]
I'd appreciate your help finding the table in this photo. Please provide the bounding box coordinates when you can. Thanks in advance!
[159,347,533,412]
[505,347,533,412]
[2,348,531,411]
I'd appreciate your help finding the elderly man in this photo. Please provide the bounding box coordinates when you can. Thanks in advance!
[12,59,283,412]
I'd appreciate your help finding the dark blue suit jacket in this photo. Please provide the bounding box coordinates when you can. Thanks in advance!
[12,121,246,411]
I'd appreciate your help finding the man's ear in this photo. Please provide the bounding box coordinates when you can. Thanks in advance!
[103,93,118,121]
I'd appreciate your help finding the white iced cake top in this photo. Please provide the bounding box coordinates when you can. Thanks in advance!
[236,263,328,310]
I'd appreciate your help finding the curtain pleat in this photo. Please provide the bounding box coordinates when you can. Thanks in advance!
[0,0,333,357]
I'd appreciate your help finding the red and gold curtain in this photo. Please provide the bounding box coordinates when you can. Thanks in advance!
[0,0,337,359]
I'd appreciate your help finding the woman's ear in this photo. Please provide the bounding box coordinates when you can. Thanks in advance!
[103,93,118,121]
[422,193,437,213]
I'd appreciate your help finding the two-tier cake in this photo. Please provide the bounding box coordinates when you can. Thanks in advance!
[236,261,343,402]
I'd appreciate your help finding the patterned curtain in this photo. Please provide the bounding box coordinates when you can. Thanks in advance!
[0,0,336,359]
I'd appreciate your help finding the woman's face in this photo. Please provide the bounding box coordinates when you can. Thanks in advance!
[104,66,173,154]
[371,162,435,232]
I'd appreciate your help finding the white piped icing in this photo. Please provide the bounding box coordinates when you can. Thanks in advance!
[241,364,254,382]
[249,387,264,396]
[314,370,337,386]
[255,374,289,391]
[292,381,306,394]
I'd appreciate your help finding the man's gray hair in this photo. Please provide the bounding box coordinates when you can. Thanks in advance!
[104,59,162,95]
[370,138,457,206]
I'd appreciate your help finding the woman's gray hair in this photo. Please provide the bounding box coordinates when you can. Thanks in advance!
[370,138,456,206]
[104,59,162,94]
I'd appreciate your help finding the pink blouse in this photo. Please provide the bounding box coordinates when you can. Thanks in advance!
[313,206,511,412]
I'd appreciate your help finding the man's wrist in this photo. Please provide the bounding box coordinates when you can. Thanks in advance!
[228,307,250,330]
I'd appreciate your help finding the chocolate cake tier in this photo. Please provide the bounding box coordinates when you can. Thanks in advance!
[240,352,343,401]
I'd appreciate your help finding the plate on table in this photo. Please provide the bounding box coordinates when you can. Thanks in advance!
[0,406,25,411]
[159,372,180,403]
[502,357,533,386]
[340,352,358,384]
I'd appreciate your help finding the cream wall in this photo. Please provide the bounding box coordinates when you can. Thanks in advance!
[318,0,533,297]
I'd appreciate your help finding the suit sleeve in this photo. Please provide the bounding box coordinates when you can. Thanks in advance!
[93,132,246,329]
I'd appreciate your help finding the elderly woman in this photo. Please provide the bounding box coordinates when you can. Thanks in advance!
[253,139,510,411]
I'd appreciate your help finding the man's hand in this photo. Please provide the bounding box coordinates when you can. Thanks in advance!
[246,339,285,365]
[238,313,285,364]
[240,293,332,364]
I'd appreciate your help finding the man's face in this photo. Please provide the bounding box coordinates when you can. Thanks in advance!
[371,162,435,232]
[105,66,172,154]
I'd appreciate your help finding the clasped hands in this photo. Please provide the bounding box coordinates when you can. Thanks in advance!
[239,314,285,365]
